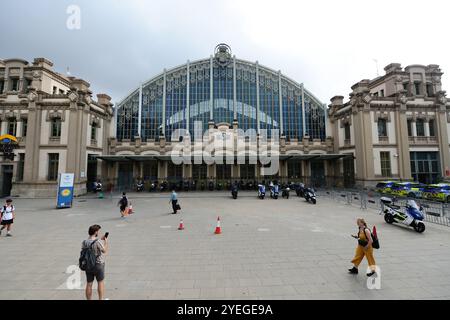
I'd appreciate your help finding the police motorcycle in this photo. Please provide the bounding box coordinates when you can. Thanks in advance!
[270,184,280,199]
[258,184,266,199]
[304,187,317,204]
[382,197,425,233]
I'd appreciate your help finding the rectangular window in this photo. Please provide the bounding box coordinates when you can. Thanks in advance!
[48,153,59,181]
[416,119,425,136]
[407,119,413,137]
[51,118,62,138]
[429,119,435,137]
[59,89,65,94]
[192,164,208,180]
[377,119,387,137]
[91,124,97,141]
[403,82,409,91]
[7,119,17,136]
[0,80,4,93]
[17,153,25,181]
[287,160,302,179]
[414,82,421,95]
[24,79,32,92]
[22,119,27,137]
[380,152,391,177]
[380,90,385,97]
[11,78,19,91]
[344,123,351,141]
[426,84,434,97]
[52,86,57,94]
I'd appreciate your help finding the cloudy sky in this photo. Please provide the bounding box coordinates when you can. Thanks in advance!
[1,0,449,105]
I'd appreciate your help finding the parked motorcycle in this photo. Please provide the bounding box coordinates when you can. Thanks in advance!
[258,184,266,199]
[270,184,280,199]
[231,184,238,199]
[382,197,425,233]
[296,183,306,197]
[94,181,102,193]
[200,181,205,191]
[183,180,190,192]
[282,187,290,199]
[304,187,317,204]
[160,181,168,192]
[208,181,214,191]
[150,181,157,192]
[136,181,144,192]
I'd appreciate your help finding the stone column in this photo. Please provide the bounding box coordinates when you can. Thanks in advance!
[394,96,412,180]
[435,93,450,177]
[23,91,41,182]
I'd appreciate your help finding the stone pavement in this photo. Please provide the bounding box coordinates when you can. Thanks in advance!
[1,191,450,300]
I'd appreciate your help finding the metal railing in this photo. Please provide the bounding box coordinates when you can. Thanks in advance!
[316,189,450,227]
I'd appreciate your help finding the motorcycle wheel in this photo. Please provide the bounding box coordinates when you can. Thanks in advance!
[414,222,425,233]
[384,213,394,224]
[312,198,316,204]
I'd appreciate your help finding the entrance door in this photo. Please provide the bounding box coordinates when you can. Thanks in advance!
[87,155,98,192]
[310,160,325,188]
[118,163,134,191]
[1,165,13,197]
[343,156,355,188]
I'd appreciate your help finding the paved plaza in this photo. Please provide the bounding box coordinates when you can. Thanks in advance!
[1,191,450,300]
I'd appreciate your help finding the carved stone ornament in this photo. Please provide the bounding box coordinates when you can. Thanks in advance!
[363,94,372,104]
[32,71,40,79]
[68,91,78,102]
[399,94,408,105]
[27,91,37,102]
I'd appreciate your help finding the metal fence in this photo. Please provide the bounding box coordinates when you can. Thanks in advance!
[316,189,450,227]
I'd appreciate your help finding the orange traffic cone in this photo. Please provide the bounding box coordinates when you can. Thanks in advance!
[178,219,184,230]
[214,216,221,234]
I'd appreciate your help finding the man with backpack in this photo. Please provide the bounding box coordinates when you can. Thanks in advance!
[79,224,108,300]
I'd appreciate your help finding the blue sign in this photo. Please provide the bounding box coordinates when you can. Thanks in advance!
[57,173,75,209]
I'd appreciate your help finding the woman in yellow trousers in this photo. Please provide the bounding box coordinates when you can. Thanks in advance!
[349,218,377,277]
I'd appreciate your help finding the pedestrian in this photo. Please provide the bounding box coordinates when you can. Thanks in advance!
[81,224,108,300]
[170,189,179,214]
[0,199,15,237]
[117,192,129,218]
[348,218,377,277]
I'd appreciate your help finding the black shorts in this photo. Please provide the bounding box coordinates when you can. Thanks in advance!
[86,264,105,283]
[120,205,126,212]
[1,219,13,225]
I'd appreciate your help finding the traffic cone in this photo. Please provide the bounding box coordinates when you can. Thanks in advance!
[178,219,184,230]
[214,216,221,234]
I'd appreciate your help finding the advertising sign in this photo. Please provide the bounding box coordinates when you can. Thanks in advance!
[57,173,75,209]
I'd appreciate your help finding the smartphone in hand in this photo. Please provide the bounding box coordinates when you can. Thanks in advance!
[103,232,109,240]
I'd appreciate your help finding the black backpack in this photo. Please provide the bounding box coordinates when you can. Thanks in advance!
[119,197,128,207]
[79,240,98,272]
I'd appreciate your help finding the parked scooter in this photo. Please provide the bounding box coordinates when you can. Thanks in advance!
[94,181,103,193]
[136,180,144,192]
[183,180,190,192]
[258,184,266,199]
[208,180,215,191]
[160,180,168,192]
[282,186,290,199]
[231,183,238,199]
[304,187,317,204]
[270,184,280,199]
[296,183,305,197]
[382,197,425,233]
[200,181,205,191]
[149,181,157,192]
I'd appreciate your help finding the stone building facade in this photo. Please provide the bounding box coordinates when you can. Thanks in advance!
[0,58,113,197]
[328,63,450,187]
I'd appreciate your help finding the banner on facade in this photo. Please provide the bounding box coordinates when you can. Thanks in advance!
[56,173,75,209]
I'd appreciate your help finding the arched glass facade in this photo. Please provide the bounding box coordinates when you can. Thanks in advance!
[116,45,326,142]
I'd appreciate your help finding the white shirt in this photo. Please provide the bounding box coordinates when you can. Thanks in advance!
[1,205,14,220]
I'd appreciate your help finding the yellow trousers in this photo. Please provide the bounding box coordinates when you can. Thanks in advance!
[351,245,376,270]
